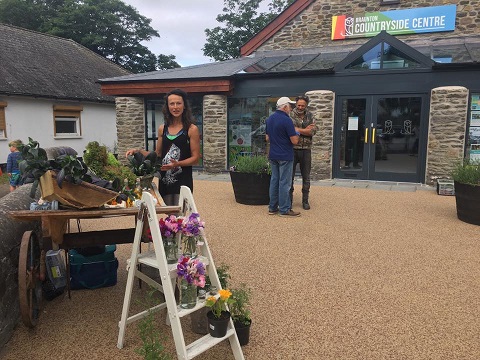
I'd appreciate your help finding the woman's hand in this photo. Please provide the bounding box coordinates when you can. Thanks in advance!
[160,159,180,171]
[125,149,136,158]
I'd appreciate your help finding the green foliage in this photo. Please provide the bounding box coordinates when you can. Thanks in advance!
[103,164,136,189]
[157,54,181,70]
[203,0,294,61]
[106,153,120,167]
[0,0,180,73]
[205,263,231,292]
[231,155,271,175]
[83,141,108,178]
[451,159,480,186]
[230,284,252,326]
[136,288,172,360]
[55,154,92,188]
[18,137,51,197]
[127,152,158,176]
[0,172,9,185]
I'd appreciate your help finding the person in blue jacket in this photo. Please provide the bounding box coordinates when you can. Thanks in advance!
[266,97,301,217]
[7,139,23,192]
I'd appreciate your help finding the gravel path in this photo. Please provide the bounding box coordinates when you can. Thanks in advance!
[1,179,479,359]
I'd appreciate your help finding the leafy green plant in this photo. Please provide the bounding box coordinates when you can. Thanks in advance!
[230,284,252,326]
[136,288,173,360]
[55,154,92,188]
[127,151,158,176]
[83,141,108,177]
[18,137,52,197]
[231,155,271,175]
[451,159,480,186]
[205,263,231,292]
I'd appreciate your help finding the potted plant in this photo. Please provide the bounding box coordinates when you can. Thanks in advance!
[229,154,271,205]
[230,284,252,346]
[205,289,234,338]
[451,159,480,225]
[127,151,158,189]
[191,263,231,335]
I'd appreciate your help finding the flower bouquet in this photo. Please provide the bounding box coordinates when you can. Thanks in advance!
[205,289,233,337]
[181,213,205,258]
[176,256,206,309]
[160,215,183,264]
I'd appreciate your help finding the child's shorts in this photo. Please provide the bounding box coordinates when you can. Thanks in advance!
[9,172,21,186]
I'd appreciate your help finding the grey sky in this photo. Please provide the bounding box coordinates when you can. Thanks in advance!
[122,0,227,66]
[122,0,270,67]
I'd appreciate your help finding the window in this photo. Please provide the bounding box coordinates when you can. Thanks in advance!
[0,101,7,138]
[53,105,82,137]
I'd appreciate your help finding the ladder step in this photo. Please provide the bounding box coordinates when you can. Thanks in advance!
[131,252,209,270]
[186,329,236,359]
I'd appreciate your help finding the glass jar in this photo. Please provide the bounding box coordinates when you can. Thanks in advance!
[180,279,197,309]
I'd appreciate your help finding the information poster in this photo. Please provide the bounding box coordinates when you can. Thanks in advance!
[472,95,480,110]
[348,116,359,131]
[230,125,252,146]
[471,111,480,127]
[470,144,480,162]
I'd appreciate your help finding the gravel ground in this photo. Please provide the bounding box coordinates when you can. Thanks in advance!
[1,179,479,359]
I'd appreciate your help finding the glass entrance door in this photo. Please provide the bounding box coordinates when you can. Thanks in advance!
[334,95,425,182]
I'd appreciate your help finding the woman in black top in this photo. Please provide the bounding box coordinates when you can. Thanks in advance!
[126,89,201,205]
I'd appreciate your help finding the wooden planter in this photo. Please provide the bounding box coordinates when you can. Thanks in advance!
[229,171,271,205]
[454,181,480,226]
[39,170,117,209]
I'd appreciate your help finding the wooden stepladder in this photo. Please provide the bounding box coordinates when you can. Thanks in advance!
[117,186,244,360]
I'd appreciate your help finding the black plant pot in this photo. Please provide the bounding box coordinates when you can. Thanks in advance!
[234,320,252,346]
[207,311,230,338]
[454,181,480,226]
[229,171,271,205]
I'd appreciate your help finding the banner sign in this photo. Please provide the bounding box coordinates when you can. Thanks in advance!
[331,5,456,40]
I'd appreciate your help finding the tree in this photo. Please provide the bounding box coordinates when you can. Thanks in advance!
[0,0,181,73]
[203,0,294,61]
[157,54,181,70]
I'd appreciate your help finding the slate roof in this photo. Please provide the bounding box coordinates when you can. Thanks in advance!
[98,34,480,84]
[0,24,130,102]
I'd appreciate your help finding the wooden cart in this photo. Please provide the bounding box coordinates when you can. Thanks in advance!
[8,204,181,328]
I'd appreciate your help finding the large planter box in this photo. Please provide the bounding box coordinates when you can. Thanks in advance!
[454,181,480,226]
[39,170,117,209]
[230,171,271,205]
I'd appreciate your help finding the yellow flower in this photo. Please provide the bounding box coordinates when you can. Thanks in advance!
[219,289,232,301]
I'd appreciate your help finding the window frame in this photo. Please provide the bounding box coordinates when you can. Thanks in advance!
[0,101,7,139]
[53,105,83,138]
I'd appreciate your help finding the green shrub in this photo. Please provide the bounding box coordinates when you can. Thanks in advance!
[451,159,480,186]
[103,164,136,188]
[231,155,271,175]
[83,141,108,177]
[0,172,8,185]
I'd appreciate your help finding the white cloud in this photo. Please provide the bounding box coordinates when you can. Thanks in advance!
[123,0,226,67]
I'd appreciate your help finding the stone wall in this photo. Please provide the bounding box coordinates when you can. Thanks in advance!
[202,95,228,173]
[425,86,469,185]
[0,185,39,348]
[257,0,479,53]
[307,90,335,180]
[115,97,145,164]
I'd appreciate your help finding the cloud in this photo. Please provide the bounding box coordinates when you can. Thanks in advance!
[123,0,226,66]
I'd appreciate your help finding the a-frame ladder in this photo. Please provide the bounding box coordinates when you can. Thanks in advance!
[117,186,244,360]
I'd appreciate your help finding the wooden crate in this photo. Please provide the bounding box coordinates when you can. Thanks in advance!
[39,170,118,209]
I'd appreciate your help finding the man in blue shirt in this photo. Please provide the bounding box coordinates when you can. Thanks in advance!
[266,97,300,217]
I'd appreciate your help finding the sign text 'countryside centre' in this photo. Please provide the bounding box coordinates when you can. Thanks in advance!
[331,5,456,40]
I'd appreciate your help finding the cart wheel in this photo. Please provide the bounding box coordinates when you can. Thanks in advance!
[18,231,42,328]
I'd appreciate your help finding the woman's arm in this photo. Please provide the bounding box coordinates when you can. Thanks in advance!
[125,124,164,158]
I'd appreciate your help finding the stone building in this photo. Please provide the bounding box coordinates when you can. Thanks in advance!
[99,0,480,185]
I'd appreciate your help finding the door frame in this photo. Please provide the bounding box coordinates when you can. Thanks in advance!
[332,93,429,183]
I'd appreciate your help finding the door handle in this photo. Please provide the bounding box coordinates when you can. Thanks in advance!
[365,128,368,144]
[371,128,375,144]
